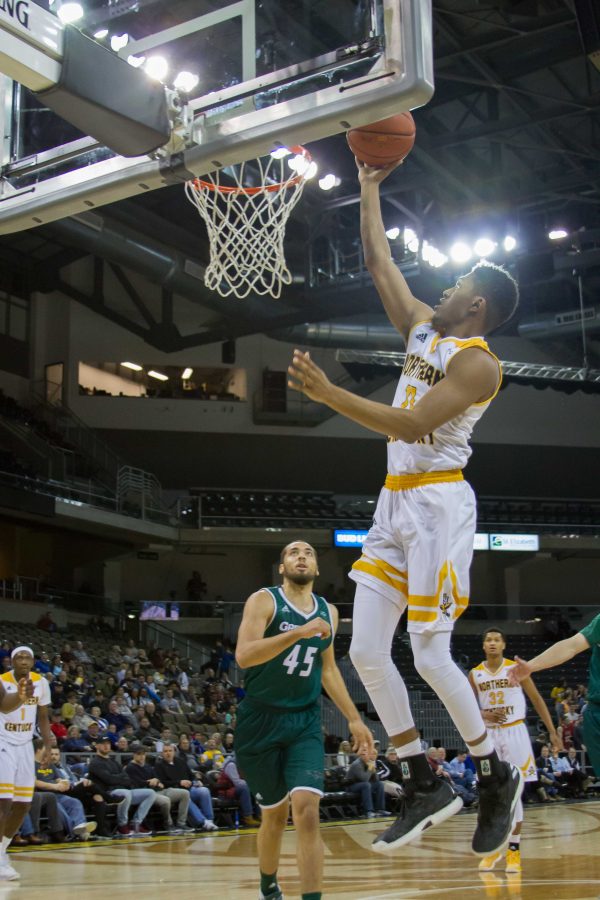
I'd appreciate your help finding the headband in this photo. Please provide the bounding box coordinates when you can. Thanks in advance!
[11,646,34,660]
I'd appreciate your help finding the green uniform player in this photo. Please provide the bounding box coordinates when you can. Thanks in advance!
[509,612,600,777]
[235,541,374,900]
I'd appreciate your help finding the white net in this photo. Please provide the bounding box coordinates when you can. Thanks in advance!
[184,147,312,300]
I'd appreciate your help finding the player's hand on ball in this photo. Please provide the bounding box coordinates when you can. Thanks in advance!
[288,350,332,403]
[355,156,403,183]
[507,656,532,686]
[17,677,34,702]
[299,617,331,641]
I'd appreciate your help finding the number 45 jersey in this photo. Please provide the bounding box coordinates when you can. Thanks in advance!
[242,586,333,712]
[388,320,502,475]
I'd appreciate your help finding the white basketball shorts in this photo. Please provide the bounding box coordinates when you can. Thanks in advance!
[0,740,35,801]
[350,471,476,634]
[488,721,537,783]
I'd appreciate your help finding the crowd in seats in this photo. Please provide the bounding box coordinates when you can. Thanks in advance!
[0,622,260,844]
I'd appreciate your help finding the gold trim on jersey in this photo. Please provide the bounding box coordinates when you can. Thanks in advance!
[351,556,408,596]
[0,671,42,684]
[384,470,463,491]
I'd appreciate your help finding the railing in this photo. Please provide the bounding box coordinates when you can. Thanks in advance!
[0,575,122,619]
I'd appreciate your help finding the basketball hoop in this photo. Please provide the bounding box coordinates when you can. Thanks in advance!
[185,146,313,300]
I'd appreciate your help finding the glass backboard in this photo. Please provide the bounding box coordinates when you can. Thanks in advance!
[0,0,433,232]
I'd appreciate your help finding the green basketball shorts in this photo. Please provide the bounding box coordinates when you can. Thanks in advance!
[235,701,324,807]
[583,701,600,778]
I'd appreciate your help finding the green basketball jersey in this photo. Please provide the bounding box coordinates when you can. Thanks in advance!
[242,586,333,712]
[581,612,600,704]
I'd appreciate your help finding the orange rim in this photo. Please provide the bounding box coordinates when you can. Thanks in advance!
[192,145,311,195]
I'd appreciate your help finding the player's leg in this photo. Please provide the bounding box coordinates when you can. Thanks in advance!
[257,797,289,900]
[290,789,323,899]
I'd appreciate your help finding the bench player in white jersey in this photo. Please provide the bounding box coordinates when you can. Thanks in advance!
[469,628,559,874]
[0,646,52,881]
[288,158,522,860]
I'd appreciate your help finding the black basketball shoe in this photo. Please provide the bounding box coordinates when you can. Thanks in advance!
[472,762,524,857]
[371,779,463,854]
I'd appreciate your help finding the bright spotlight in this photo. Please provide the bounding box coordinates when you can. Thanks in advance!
[127,55,145,68]
[403,227,419,253]
[385,227,401,240]
[473,237,496,258]
[145,56,169,81]
[421,242,448,269]
[288,154,314,176]
[318,173,341,191]
[449,241,472,264]
[110,33,129,52]
[548,229,568,240]
[57,1,83,23]
[270,147,292,159]
[174,71,199,92]
[503,235,517,252]
[304,161,318,180]
[181,368,193,380]
[94,28,109,39]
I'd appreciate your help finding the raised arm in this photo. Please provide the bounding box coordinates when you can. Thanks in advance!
[359,160,433,340]
[235,590,331,669]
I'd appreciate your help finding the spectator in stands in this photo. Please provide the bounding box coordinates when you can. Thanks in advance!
[536,746,560,800]
[216,753,260,826]
[223,732,235,755]
[125,745,193,834]
[34,652,51,674]
[72,704,94,732]
[61,725,93,757]
[50,710,68,744]
[51,655,63,677]
[186,570,207,603]
[448,750,477,791]
[37,611,57,633]
[558,713,575,750]
[50,748,113,838]
[154,743,219,831]
[0,641,11,667]
[374,747,404,800]
[337,740,353,768]
[156,726,175,753]
[549,749,587,797]
[14,790,65,845]
[73,641,92,664]
[34,741,97,839]
[106,699,132,732]
[200,737,225,770]
[345,747,390,818]
[438,748,477,806]
[61,643,75,663]
[567,748,593,793]
[61,691,79,723]
[88,735,155,835]
[177,734,201,772]
[136,715,160,747]
[160,688,183,714]
[123,639,139,663]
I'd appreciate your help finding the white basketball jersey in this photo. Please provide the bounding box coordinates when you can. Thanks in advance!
[470,659,526,726]
[0,671,51,745]
[387,320,501,475]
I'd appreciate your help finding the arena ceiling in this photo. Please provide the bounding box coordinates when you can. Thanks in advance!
[2,0,600,366]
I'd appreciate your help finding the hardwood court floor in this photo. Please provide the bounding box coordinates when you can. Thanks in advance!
[5,801,600,899]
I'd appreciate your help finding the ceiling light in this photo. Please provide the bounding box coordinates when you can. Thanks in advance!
[127,55,145,68]
[385,227,400,240]
[145,56,169,81]
[473,237,496,257]
[503,235,517,252]
[403,227,419,252]
[421,242,448,269]
[148,370,169,381]
[174,71,200,92]
[110,33,129,52]
[94,28,108,39]
[318,173,341,191]
[121,362,142,371]
[449,241,472,264]
[548,229,568,240]
[56,1,83,23]
[304,161,318,180]
[181,368,193,380]
[288,154,313,176]
[270,147,292,159]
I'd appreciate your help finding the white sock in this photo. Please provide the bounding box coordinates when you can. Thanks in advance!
[395,738,423,759]
[1,836,10,858]
[467,735,494,758]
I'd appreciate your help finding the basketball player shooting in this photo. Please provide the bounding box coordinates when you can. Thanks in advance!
[288,157,521,858]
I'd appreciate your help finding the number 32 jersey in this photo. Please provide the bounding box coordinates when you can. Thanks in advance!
[470,658,526,726]
[388,320,502,475]
[242,586,333,712]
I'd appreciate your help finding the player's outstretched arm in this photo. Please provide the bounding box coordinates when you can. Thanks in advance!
[508,632,591,686]
[288,345,498,442]
[358,160,433,340]
[320,605,373,753]
[235,590,331,669]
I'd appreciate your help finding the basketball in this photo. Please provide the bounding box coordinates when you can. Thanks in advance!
[346,111,416,167]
